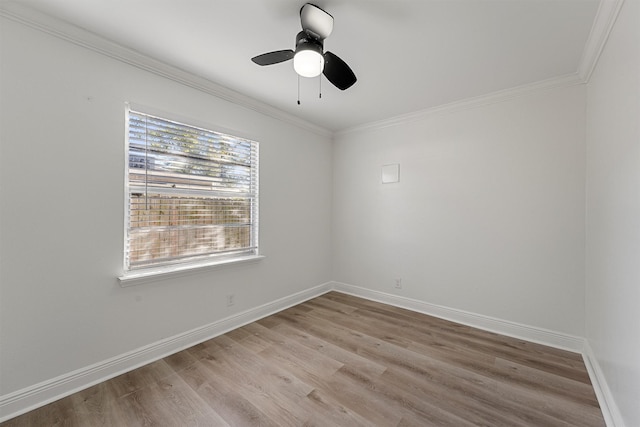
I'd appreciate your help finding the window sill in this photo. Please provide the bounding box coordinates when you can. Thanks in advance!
[118,255,265,287]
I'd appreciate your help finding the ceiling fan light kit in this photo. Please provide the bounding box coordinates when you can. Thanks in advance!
[251,3,357,92]
[293,31,325,78]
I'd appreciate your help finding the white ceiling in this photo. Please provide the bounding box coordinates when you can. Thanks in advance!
[7,0,601,132]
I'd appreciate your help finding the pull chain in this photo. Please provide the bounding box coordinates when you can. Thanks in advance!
[319,73,322,99]
[297,74,301,105]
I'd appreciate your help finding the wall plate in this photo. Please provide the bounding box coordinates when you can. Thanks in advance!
[382,164,400,183]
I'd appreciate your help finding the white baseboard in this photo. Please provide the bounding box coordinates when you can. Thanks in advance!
[582,341,626,427]
[329,282,627,426]
[1,280,622,426]
[330,281,585,353]
[0,282,332,422]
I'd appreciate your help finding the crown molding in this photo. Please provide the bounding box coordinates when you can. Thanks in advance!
[1,0,625,140]
[334,0,625,137]
[0,2,333,139]
[577,0,625,83]
[336,72,584,136]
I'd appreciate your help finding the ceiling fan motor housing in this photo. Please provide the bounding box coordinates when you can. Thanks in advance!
[295,31,323,56]
[294,31,325,78]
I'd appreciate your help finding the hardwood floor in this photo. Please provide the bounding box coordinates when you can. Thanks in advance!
[2,292,605,426]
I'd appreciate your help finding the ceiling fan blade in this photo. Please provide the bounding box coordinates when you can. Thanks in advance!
[251,50,295,66]
[322,51,357,90]
[300,3,333,40]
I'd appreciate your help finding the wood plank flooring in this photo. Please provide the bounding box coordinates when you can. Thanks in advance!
[2,292,605,426]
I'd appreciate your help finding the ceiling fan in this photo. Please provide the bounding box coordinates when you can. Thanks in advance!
[251,3,357,91]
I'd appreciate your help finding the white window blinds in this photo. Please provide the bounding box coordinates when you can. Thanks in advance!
[125,109,259,271]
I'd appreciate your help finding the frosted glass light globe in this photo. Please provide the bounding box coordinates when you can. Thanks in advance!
[293,50,324,78]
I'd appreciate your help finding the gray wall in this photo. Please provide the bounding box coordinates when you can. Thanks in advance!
[332,85,586,336]
[0,16,333,396]
[585,0,640,425]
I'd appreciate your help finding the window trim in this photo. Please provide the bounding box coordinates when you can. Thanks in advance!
[118,254,265,286]
[120,103,262,284]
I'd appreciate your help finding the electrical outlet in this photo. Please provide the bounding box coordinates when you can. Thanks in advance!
[395,278,402,289]
[226,294,235,307]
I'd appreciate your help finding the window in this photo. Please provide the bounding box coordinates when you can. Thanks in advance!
[124,108,259,273]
